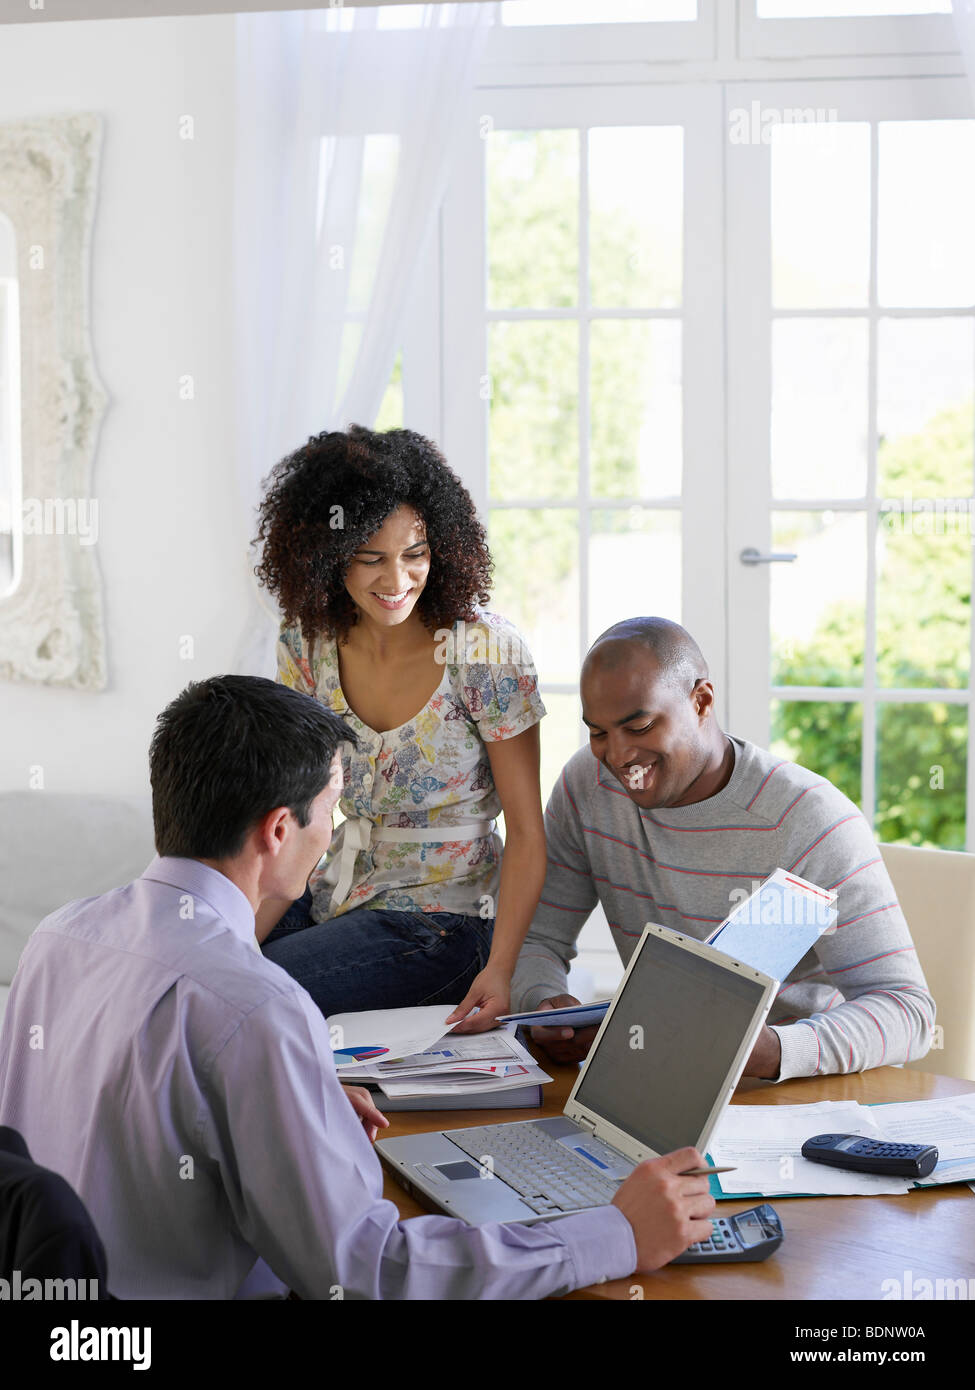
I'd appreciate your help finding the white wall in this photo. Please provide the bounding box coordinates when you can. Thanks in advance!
[0,14,248,797]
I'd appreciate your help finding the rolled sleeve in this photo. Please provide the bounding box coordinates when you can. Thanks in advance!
[770,1021,824,1083]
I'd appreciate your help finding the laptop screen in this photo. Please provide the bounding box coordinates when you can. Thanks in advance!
[572,930,768,1156]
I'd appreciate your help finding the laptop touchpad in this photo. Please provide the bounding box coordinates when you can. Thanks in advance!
[433,1160,485,1181]
[535,1116,583,1139]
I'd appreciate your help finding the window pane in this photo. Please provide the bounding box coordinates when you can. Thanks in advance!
[489,509,579,683]
[590,321,682,498]
[771,320,869,498]
[878,121,975,308]
[589,509,681,647]
[489,321,578,500]
[589,127,682,309]
[538,691,588,809]
[374,351,403,432]
[771,122,870,309]
[770,510,866,686]
[334,322,362,410]
[758,0,949,14]
[487,130,578,310]
[771,699,863,807]
[876,702,966,850]
[877,317,975,498]
[876,524,970,689]
[502,0,696,23]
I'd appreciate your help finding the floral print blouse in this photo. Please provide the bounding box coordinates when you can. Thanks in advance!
[275,608,546,921]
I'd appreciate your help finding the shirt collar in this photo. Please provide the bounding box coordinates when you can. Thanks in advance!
[139,856,261,954]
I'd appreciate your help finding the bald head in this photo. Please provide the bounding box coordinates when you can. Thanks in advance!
[579,618,729,809]
[583,617,708,693]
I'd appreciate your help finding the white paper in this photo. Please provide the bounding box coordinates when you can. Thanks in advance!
[375,1027,525,1074]
[872,1093,975,1186]
[378,1065,552,1099]
[329,1004,460,1069]
[364,1026,553,1097]
[709,1101,915,1196]
[335,1022,528,1080]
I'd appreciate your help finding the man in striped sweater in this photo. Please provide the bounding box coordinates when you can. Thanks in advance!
[512,617,935,1081]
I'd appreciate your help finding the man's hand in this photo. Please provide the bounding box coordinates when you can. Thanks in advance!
[529,994,600,1065]
[444,964,510,1034]
[742,1024,782,1080]
[612,1147,716,1272]
[340,1084,390,1143]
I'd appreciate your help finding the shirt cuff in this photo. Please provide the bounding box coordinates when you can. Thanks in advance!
[771,1022,821,1081]
[549,1204,637,1291]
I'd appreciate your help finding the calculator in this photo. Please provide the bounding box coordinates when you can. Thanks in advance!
[801,1132,939,1179]
[671,1203,783,1263]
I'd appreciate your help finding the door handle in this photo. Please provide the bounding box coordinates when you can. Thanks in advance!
[739,548,798,566]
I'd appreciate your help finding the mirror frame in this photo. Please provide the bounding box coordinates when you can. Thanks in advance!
[0,113,107,690]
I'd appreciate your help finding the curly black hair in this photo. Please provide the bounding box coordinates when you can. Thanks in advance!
[254,425,494,645]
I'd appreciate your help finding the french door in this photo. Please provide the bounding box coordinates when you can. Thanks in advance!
[442,83,726,815]
[726,78,975,852]
[439,73,975,995]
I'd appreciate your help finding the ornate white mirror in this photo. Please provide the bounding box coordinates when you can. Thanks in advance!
[0,114,107,690]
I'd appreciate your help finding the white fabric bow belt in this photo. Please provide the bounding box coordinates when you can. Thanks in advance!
[318,816,497,915]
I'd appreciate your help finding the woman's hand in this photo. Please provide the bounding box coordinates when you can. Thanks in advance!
[340,1084,390,1142]
[444,964,511,1034]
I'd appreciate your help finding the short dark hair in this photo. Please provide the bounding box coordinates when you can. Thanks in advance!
[584,617,708,693]
[253,424,493,644]
[149,675,357,859]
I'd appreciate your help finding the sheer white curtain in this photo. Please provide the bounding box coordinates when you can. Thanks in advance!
[233,4,496,676]
[953,1,975,106]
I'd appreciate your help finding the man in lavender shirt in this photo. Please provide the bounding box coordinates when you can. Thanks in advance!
[0,675,714,1299]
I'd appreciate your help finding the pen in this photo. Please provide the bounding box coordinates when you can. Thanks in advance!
[679,1166,736,1176]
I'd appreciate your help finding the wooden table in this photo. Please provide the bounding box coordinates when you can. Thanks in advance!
[379,1059,975,1299]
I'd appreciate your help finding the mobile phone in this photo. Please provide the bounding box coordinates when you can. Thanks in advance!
[801,1132,939,1179]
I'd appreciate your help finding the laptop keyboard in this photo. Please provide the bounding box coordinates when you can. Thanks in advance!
[447,1123,621,1215]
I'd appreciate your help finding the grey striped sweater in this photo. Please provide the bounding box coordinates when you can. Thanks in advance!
[510,736,935,1081]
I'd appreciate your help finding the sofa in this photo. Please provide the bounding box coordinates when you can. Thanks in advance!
[0,791,156,1030]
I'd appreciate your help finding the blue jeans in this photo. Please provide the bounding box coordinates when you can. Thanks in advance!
[261,888,494,1019]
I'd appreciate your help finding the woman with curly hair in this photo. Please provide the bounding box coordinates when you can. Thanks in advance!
[252,424,548,1033]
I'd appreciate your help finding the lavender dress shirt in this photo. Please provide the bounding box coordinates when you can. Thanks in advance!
[0,856,636,1299]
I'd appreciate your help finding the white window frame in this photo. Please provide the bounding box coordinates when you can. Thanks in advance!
[738,0,959,60]
[484,0,718,66]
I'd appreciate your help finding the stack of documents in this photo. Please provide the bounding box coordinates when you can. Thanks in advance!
[707,1094,975,1198]
[329,1005,552,1110]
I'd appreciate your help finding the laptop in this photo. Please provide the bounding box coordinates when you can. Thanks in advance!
[376,922,777,1225]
